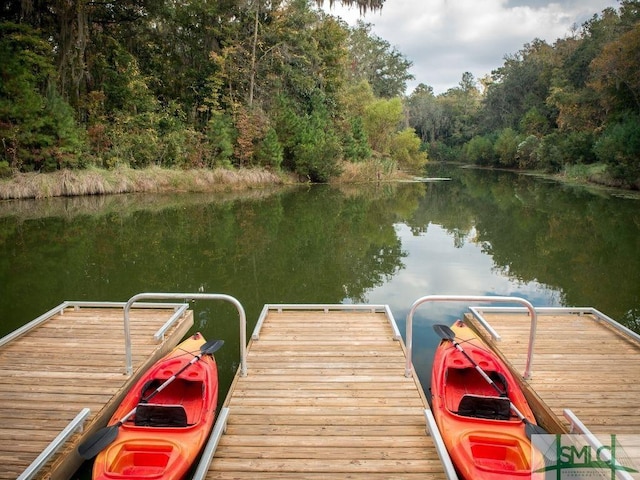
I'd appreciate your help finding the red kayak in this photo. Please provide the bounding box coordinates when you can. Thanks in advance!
[431,320,542,480]
[90,332,221,480]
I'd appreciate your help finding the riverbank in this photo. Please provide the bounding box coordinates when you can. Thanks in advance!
[0,166,290,200]
[0,159,412,200]
[1,161,635,201]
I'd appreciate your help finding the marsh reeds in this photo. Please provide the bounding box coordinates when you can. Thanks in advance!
[0,166,287,200]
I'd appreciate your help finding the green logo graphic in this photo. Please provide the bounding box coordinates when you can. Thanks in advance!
[532,434,639,479]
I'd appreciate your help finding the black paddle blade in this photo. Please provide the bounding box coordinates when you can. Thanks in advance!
[77,424,120,459]
[524,419,549,438]
[526,422,557,463]
[201,339,224,355]
[433,324,456,341]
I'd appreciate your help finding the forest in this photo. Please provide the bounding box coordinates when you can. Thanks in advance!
[1,0,639,189]
[407,1,640,190]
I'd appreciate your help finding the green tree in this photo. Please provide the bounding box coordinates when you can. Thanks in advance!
[439,72,482,145]
[463,135,494,166]
[206,111,236,167]
[254,127,284,170]
[494,128,520,168]
[363,97,403,154]
[0,22,83,172]
[347,20,414,98]
[406,84,445,144]
[482,40,556,132]
[589,26,640,114]
[343,117,372,162]
[390,128,428,172]
[292,100,343,182]
[594,113,640,186]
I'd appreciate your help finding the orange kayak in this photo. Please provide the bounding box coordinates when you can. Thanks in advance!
[92,332,219,480]
[431,320,541,480]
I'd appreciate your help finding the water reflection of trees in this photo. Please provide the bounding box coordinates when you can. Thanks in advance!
[1,170,638,339]
[403,168,640,329]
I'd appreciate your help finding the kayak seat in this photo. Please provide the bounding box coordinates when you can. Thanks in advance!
[457,394,512,420]
[134,403,188,427]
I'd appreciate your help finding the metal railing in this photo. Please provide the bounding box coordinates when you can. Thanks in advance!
[17,408,91,480]
[0,302,72,348]
[470,306,640,344]
[191,407,231,480]
[424,409,459,479]
[251,303,401,341]
[404,295,538,379]
[123,293,247,376]
[563,409,636,480]
[0,300,186,368]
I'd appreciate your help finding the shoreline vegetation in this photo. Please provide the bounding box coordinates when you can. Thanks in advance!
[3,3,639,195]
[0,160,413,201]
[0,161,634,202]
[0,166,286,200]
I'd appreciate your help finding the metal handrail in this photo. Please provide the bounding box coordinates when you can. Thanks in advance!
[191,407,231,480]
[0,302,71,348]
[471,306,640,344]
[404,295,538,379]
[424,409,459,479]
[563,409,635,480]
[153,303,190,341]
[0,300,185,351]
[252,304,400,340]
[123,293,247,376]
[17,408,91,480]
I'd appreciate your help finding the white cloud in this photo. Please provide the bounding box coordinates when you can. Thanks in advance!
[363,223,560,314]
[321,0,619,94]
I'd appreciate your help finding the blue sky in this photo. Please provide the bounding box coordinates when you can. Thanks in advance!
[321,0,621,94]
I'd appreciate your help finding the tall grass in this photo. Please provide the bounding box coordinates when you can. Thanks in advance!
[0,166,288,200]
[331,158,409,183]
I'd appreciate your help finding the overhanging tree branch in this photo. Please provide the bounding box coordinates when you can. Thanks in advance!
[315,0,385,14]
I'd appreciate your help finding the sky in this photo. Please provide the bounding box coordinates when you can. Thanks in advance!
[321,0,621,95]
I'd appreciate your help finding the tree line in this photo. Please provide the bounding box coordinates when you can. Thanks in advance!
[2,0,639,189]
[0,0,424,182]
[406,1,640,189]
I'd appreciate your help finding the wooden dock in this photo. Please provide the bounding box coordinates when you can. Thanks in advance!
[199,305,448,480]
[465,307,640,472]
[8,295,640,480]
[0,301,193,480]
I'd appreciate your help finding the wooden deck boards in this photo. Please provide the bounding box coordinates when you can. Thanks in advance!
[204,307,447,480]
[465,311,640,435]
[465,310,640,458]
[0,304,193,480]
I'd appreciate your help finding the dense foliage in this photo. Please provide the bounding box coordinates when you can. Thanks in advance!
[406,1,640,189]
[0,0,423,180]
[4,1,638,189]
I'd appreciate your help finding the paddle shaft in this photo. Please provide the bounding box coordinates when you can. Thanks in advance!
[78,338,223,459]
[143,350,205,402]
[449,339,529,422]
[116,349,207,424]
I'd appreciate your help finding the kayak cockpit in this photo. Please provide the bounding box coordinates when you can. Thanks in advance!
[135,378,207,426]
[456,394,511,420]
[443,366,516,420]
[107,442,177,478]
[465,433,532,474]
[134,404,188,428]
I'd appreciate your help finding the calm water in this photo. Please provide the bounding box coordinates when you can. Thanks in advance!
[1,165,639,475]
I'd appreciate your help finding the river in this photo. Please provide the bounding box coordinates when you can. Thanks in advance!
[1,164,639,470]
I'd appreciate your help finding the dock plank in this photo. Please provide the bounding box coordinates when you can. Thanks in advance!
[202,307,447,480]
[0,304,193,480]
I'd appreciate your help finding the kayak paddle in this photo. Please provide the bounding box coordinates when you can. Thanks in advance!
[78,338,224,459]
[433,324,548,439]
